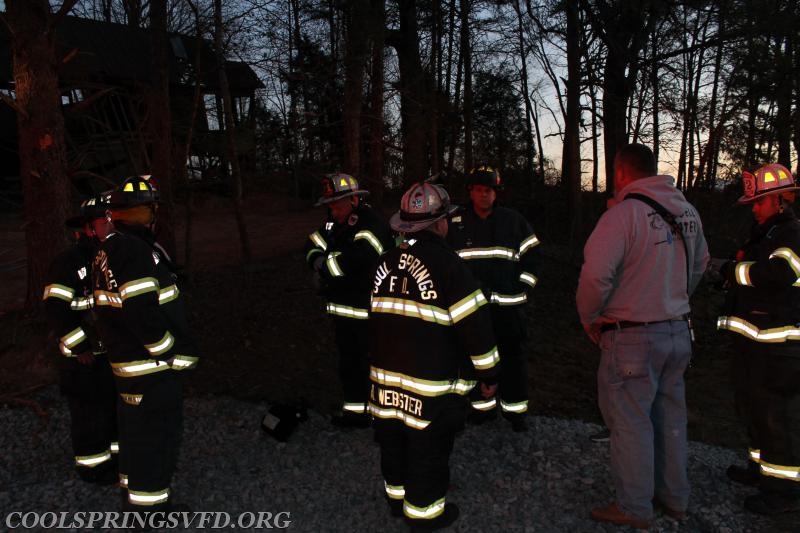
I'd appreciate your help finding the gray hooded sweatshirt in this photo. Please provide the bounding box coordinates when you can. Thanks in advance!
[577,175,710,327]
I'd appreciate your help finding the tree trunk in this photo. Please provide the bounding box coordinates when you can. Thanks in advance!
[342,1,369,175]
[391,0,429,187]
[776,34,792,167]
[562,0,581,236]
[214,0,251,262]
[367,0,386,207]
[149,1,176,258]
[460,0,473,172]
[7,0,77,312]
[513,0,535,182]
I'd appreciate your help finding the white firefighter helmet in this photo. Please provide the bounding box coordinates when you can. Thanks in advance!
[390,182,458,233]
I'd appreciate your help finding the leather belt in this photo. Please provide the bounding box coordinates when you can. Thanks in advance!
[600,315,688,333]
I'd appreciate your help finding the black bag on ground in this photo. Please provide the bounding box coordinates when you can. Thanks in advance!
[261,402,308,442]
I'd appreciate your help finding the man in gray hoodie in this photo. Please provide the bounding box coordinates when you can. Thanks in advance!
[577,143,710,529]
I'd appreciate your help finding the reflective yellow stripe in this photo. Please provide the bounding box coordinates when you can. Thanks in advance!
[326,303,369,319]
[355,230,385,255]
[145,332,174,356]
[457,247,517,260]
[43,284,74,302]
[717,316,800,342]
[110,442,119,453]
[309,231,327,251]
[385,482,405,499]
[326,252,344,277]
[404,497,445,519]
[370,367,475,396]
[769,247,800,285]
[158,285,179,304]
[489,292,527,306]
[749,448,761,463]
[111,359,171,377]
[128,488,170,506]
[306,248,323,262]
[94,290,123,307]
[449,290,487,323]
[472,398,496,411]
[61,327,87,349]
[519,272,537,288]
[735,262,754,286]
[119,277,159,300]
[343,402,366,413]
[760,460,800,481]
[371,297,451,325]
[70,296,94,310]
[368,404,430,429]
[471,346,499,370]
[519,234,540,255]
[500,399,528,413]
[170,354,199,370]
[75,450,112,467]
[119,473,128,487]
[120,393,143,406]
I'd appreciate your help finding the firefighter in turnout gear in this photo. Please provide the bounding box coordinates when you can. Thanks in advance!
[370,182,499,530]
[305,173,395,428]
[718,163,800,515]
[43,196,118,486]
[446,166,539,432]
[92,176,198,516]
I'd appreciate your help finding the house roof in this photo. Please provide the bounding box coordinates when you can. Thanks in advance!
[0,15,263,92]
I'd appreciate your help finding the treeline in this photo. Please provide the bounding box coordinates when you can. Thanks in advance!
[2,0,799,308]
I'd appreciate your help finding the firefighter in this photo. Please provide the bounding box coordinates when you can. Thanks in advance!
[91,176,198,516]
[305,173,395,428]
[446,166,539,432]
[370,182,499,531]
[43,195,118,485]
[718,163,800,515]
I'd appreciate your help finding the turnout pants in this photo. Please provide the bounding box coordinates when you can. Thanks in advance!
[334,317,371,415]
[732,337,765,470]
[471,306,529,416]
[749,343,800,495]
[59,356,118,479]
[116,370,183,511]
[373,398,466,523]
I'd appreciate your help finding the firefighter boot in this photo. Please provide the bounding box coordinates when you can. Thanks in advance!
[726,462,760,487]
[467,408,497,426]
[331,411,371,429]
[405,503,460,532]
[744,491,800,515]
[503,412,528,433]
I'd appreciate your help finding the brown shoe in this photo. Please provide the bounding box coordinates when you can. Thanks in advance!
[590,502,652,529]
[653,499,687,521]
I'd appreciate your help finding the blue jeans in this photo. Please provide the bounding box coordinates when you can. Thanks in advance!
[598,320,692,519]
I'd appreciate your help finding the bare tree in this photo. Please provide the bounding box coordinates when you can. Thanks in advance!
[214,0,251,262]
[150,0,177,257]
[342,1,369,175]
[2,0,79,311]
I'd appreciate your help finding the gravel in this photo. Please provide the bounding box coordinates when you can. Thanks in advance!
[0,387,786,532]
